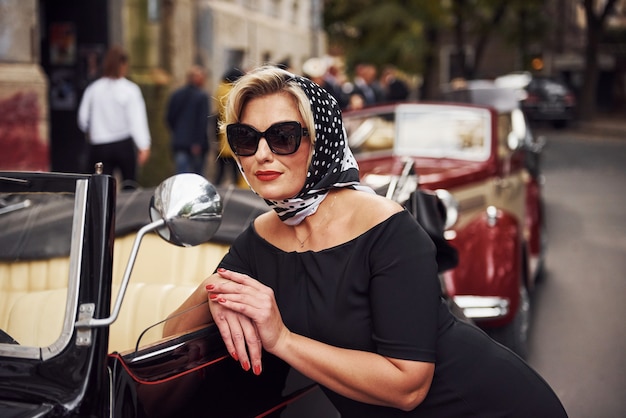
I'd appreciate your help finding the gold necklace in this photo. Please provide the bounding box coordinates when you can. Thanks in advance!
[294,194,337,248]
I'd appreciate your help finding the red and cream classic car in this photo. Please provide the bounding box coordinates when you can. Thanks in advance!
[343,91,546,358]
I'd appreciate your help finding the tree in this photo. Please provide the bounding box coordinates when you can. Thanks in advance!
[579,0,620,118]
[449,0,509,80]
[324,0,547,99]
[324,0,447,76]
[449,0,547,79]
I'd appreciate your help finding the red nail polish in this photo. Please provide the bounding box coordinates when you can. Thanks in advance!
[218,297,226,303]
[206,284,214,290]
[217,267,226,273]
[242,361,250,371]
[209,293,218,300]
[253,364,261,375]
[231,352,239,361]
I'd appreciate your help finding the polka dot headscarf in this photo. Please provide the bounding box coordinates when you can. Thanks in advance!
[250,72,372,225]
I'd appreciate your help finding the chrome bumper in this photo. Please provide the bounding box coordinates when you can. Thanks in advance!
[453,296,510,319]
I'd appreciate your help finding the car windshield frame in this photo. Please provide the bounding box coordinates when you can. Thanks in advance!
[0,177,87,360]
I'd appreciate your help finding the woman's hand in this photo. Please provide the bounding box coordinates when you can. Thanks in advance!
[207,268,289,375]
[207,268,434,410]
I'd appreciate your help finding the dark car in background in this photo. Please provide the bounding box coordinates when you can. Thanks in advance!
[495,72,577,128]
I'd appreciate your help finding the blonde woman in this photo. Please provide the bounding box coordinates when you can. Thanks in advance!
[164,66,567,418]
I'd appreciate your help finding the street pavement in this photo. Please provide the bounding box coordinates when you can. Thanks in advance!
[526,131,626,418]
[554,114,626,140]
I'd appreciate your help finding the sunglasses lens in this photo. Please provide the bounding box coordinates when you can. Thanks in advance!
[228,125,258,156]
[227,122,305,156]
[267,122,300,155]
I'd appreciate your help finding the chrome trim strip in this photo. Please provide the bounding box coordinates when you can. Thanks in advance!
[453,295,510,319]
[129,342,185,363]
[42,179,88,360]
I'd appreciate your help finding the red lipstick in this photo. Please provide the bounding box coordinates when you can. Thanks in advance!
[255,170,281,181]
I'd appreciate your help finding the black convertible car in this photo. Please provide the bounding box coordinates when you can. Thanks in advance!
[0,169,457,417]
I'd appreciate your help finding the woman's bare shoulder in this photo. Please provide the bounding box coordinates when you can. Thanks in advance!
[340,189,403,229]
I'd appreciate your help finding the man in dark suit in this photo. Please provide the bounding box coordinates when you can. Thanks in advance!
[351,63,384,105]
[166,66,210,175]
[380,65,410,103]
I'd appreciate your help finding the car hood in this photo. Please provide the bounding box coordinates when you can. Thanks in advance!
[358,154,495,190]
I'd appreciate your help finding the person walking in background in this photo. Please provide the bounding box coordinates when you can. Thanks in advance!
[214,67,245,186]
[344,62,384,107]
[302,57,349,109]
[77,45,151,188]
[166,65,210,175]
[380,65,410,103]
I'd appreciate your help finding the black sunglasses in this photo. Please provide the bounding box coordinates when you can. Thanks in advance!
[226,121,309,157]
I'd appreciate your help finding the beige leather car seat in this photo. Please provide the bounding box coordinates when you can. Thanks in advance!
[0,233,229,352]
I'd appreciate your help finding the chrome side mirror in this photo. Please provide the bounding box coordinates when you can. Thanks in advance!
[150,173,222,247]
[76,174,222,330]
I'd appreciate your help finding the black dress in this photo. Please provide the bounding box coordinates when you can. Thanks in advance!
[218,210,568,417]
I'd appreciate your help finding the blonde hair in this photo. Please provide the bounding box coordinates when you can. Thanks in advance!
[221,66,316,146]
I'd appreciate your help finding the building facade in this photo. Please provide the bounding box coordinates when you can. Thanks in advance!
[0,0,324,183]
[0,0,48,172]
[198,0,324,89]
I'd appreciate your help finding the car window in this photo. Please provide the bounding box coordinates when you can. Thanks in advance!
[542,79,568,95]
[344,112,396,152]
[529,78,568,96]
[0,179,85,359]
[395,105,491,161]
